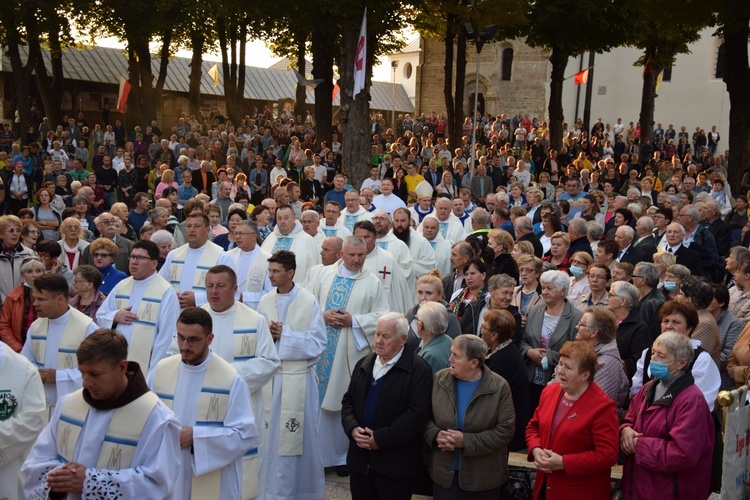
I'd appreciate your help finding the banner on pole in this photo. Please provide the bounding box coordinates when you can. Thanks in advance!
[721,390,750,498]
[353,8,367,98]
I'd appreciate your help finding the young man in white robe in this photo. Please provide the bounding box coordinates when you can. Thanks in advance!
[392,207,437,278]
[197,265,280,498]
[319,201,353,240]
[96,240,180,380]
[307,235,389,472]
[261,205,320,284]
[159,211,235,309]
[226,220,273,310]
[420,216,453,276]
[354,221,415,315]
[258,251,327,500]
[22,329,180,499]
[371,177,406,218]
[303,236,343,287]
[0,342,46,500]
[339,189,372,232]
[21,274,99,410]
[149,307,257,500]
[417,196,467,244]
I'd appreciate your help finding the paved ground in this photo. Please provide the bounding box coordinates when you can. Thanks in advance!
[324,469,433,499]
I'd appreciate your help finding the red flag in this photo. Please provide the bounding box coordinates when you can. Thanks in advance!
[116,76,132,113]
[574,69,589,85]
[353,8,367,98]
[332,81,340,101]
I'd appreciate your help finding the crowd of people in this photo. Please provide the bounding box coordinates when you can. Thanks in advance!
[0,107,744,500]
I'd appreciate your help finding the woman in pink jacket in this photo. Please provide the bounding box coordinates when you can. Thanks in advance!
[620,331,714,499]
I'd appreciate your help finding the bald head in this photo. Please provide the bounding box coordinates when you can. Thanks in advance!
[321,236,343,265]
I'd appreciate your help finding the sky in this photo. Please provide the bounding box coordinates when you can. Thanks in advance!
[96,36,405,83]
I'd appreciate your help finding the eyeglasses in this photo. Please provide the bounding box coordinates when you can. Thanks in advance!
[174,334,208,346]
[92,253,111,258]
[129,255,153,262]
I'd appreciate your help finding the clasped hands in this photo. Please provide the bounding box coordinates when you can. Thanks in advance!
[531,447,564,474]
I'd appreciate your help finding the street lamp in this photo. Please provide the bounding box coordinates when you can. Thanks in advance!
[391,60,399,135]
[463,22,499,177]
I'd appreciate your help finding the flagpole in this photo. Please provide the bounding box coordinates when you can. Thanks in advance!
[574,55,584,123]
[582,52,595,133]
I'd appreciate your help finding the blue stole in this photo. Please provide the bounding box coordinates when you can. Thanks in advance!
[439,222,449,238]
[315,275,356,406]
[429,241,437,250]
[376,241,387,250]
[344,214,357,231]
[323,228,336,237]
[273,237,292,252]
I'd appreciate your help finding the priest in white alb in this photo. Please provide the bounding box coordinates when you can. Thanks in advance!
[373,209,415,283]
[417,196,467,244]
[393,207,437,278]
[258,251,327,500]
[21,274,99,410]
[301,210,326,246]
[22,329,180,499]
[149,307,257,500]
[319,201,353,239]
[159,212,235,309]
[97,240,179,379]
[408,181,436,225]
[0,341,46,500]
[226,220,273,310]
[303,236,343,287]
[354,221,415,315]
[339,189,372,232]
[420,216,453,276]
[261,205,320,284]
[307,236,389,470]
[198,265,280,498]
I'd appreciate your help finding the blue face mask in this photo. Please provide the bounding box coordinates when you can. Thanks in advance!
[650,360,673,380]
[570,266,584,277]
[663,281,678,292]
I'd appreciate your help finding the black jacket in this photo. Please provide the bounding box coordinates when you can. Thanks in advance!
[486,344,531,452]
[442,271,464,302]
[633,235,657,263]
[518,232,544,258]
[486,253,519,284]
[616,308,651,379]
[637,287,665,342]
[618,245,646,266]
[568,235,593,257]
[703,217,731,259]
[341,346,433,479]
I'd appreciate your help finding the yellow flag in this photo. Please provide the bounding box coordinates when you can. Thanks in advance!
[655,70,664,92]
[208,64,219,87]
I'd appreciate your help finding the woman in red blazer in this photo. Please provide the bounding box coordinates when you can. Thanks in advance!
[525,341,619,499]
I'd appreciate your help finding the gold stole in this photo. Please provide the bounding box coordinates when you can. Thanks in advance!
[153,354,258,500]
[168,242,224,294]
[28,307,92,371]
[257,288,314,456]
[114,274,172,372]
[56,389,159,470]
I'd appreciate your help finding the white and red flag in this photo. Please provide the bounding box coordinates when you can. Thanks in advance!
[353,8,367,98]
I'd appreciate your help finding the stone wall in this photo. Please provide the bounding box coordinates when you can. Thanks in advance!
[414,36,549,121]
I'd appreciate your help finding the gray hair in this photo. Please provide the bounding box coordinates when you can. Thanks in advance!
[301,210,320,220]
[634,262,660,287]
[150,229,174,246]
[378,312,408,338]
[343,235,367,249]
[705,200,721,214]
[695,192,711,203]
[435,197,452,208]
[487,273,516,290]
[638,216,654,233]
[515,216,533,231]
[730,246,750,262]
[616,225,635,241]
[584,306,617,344]
[495,192,509,204]
[610,281,640,309]
[540,270,570,293]
[21,257,45,275]
[471,208,490,227]
[666,264,691,281]
[417,301,449,338]
[587,221,604,240]
[568,217,588,235]
[627,203,642,217]
[654,331,695,367]
[682,206,700,222]
[627,188,641,198]
[453,334,486,367]
[236,220,259,234]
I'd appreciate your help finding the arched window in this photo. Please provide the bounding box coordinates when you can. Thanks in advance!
[715,43,725,79]
[501,48,514,81]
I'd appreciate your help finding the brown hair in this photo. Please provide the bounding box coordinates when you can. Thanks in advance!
[482,309,516,343]
[559,341,598,379]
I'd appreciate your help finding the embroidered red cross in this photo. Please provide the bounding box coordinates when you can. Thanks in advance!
[380,267,391,279]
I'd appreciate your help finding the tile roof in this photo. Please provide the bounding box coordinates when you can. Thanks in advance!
[2,45,414,113]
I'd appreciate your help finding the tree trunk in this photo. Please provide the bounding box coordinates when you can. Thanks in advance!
[28,6,64,129]
[127,45,140,129]
[340,12,371,186]
[312,29,334,147]
[155,29,172,97]
[638,55,660,147]
[444,16,457,149]
[236,22,247,124]
[454,32,467,151]
[548,46,568,152]
[5,31,34,134]
[295,35,307,119]
[723,8,750,195]
[188,29,204,117]
[127,34,156,127]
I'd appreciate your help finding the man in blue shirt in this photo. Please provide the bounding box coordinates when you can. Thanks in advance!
[557,178,586,218]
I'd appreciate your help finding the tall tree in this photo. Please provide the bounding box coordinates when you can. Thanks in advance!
[622,0,711,143]
[525,0,626,152]
[715,0,750,194]
[216,12,248,125]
